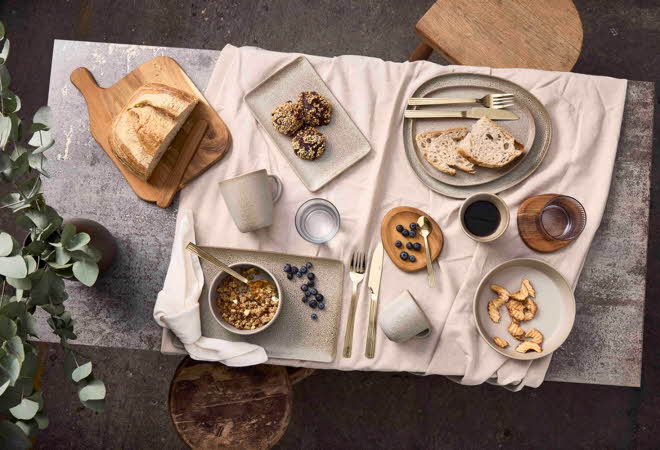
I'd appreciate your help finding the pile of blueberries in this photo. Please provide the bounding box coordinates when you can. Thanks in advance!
[283,262,324,320]
[394,222,422,262]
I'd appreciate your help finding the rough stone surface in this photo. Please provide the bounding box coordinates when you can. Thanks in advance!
[0,0,657,448]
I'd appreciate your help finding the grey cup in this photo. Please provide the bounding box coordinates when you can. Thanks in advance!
[219,169,283,233]
[378,290,431,343]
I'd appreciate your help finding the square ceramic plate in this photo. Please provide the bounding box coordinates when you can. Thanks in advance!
[473,258,576,360]
[245,56,372,191]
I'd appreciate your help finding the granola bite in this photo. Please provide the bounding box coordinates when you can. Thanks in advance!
[271,100,304,136]
[292,126,326,160]
[298,91,332,126]
[216,268,279,330]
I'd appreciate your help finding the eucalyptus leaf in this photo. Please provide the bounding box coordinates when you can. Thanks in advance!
[0,231,12,256]
[0,351,19,386]
[0,192,23,210]
[34,413,49,430]
[0,255,27,278]
[41,303,64,316]
[65,232,90,251]
[0,114,10,149]
[1,90,19,114]
[59,223,75,247]
[55,246,70,265]
[72,361,92,383]
[28,150,48,176]
[25,240,46,256]
[82,398,106,412]
[14,420,36,438]
[0,378,9,397]
[0,316,17,340]
[23,208,48,229]
[8,113,20,142]
[20,312,38,338]
[6,276,30,290]
[0,419,31,450]
[23,255,36,274]
[3,337,24,365]
[0,22,5,40]
[9,397,38,420]
[78,378,106,402]
[30,270,66,305]
[0,382,21,410]
[16,175,41,201]
[0,151,10,172]
[72,259,99,287]
[32,107,51,131]
[28,129,53,154]
[0,65,10,92]
[0,300,25,318]
[0,39,10,67]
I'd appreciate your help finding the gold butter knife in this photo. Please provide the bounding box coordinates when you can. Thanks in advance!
[365,242,384,359]
[404,107,518,121]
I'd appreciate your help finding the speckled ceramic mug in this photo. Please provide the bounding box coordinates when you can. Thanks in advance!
[378,290,431,343]
[219,169,283,233]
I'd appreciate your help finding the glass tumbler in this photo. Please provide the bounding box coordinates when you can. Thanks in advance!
[537,195,587,241]
[295,198,340,244]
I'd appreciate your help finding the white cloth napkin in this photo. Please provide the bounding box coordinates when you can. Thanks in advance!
[167,45,626,389]
[153,209,267,366]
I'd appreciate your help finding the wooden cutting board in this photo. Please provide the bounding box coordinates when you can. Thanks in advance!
[70,56,231,205]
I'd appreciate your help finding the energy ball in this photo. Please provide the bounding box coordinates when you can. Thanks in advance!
[297,91,332,126]
[292,126,326,160]
[271,100,304,136]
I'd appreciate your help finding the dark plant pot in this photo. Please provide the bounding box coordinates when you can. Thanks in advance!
[63,218,117,273]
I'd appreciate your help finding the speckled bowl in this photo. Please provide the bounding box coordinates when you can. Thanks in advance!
[208,262,283,336]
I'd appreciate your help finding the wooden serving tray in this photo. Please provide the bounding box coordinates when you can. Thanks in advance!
[70,56,231,205]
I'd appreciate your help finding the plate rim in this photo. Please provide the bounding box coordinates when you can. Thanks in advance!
[472,257,576,361]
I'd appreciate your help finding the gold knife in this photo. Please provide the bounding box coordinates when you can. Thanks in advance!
[404,107,518,120]
[365,242,384,359]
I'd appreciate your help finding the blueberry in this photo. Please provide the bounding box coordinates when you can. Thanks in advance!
[306,279,315,287]
[409,255,417,262]
[316,294,324,302]
[297,271,304,278]
[302,296,308,303]
[291,266,298,274]
[413,242,422,251]
[318,302,325,310]
[309,288,318,296]
[400,251,409,260]
[309,299,318,308]
[306,262,313,269]
[307,272,315,280]
[287,273,294,280]
[396,224,404,232]
[395,240,402,248]
[300,266,308,274]
[410,222,417,230]
[406,242,413,250]
[311,313,318,320]
[305,290,313,297]
[283,264,292,273]
[402,230,410,237]
[301,284,308,291]
[409,230,416,238]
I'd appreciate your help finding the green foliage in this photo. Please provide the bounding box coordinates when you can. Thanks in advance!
[0,21,106,447]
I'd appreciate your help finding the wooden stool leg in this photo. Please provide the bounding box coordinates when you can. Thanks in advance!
[410,42,433,61]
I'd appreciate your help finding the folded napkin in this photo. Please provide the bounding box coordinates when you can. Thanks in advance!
[154,209,267,366]
[167,45,626,389]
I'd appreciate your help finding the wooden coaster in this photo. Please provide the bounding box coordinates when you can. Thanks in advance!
[517,194,571,253]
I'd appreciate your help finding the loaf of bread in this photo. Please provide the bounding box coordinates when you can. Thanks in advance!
[415,127,475,175]
[108,83,198,180]
[457,117,524,168]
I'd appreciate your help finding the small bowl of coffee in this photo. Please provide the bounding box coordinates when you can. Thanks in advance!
[459,193,510,242]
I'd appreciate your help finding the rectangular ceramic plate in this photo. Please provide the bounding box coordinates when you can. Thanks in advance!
[245,56,371,191]
[199,246,344,363]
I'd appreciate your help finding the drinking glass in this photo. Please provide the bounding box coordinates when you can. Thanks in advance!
[537,195,586,241]
[295,198,340,244]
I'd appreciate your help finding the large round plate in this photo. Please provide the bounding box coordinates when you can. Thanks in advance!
[473,258,575,361]
[403,73,552,198]
[410,85,536,187]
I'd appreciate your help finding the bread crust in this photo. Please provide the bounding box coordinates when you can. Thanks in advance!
[415,127,474,175]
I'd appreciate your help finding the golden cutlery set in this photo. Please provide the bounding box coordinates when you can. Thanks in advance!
[404,93,518,121]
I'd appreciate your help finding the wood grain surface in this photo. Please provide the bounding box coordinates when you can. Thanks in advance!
[381,206,443,272]
[415,0,583,71]
[168,359,292,450]
[517,194,572,253]
[70,56,231,205]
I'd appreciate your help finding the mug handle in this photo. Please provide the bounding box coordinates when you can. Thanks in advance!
[268,174,283,203]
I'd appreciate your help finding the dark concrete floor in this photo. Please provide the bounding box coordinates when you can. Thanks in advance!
[0,0,658,448]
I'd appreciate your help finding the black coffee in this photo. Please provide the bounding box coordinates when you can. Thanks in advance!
[464,201,500,237]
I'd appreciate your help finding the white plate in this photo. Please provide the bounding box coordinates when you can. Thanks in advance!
[473,258,576,360]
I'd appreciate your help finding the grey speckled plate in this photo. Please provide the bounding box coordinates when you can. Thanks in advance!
[199,246,344,363]
[245,56,371,192]
[403,73,552,198]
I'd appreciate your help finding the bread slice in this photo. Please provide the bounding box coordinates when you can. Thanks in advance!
[457,117,524,168]
[415,127,475,176]
[109,83,198,180]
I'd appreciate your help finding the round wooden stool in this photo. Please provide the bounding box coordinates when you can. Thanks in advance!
[411,0,583,72]
[168,358,314,449]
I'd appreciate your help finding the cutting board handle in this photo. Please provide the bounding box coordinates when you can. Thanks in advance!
[70,67,103,98]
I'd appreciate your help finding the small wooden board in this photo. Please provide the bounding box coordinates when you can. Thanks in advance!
[70,56,231,205]
[381,206,443,272]
[517,194,571,253]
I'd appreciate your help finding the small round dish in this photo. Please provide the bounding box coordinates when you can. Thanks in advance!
[459,193,510,243]
[473,258,575,360]
[208,262,283,335]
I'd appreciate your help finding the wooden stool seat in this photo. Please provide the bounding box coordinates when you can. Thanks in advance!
[412,0,583,72]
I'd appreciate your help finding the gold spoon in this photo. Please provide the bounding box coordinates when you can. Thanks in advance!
[185,242,249,285]
[417,216,436,288]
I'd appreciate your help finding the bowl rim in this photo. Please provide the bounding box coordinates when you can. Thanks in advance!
[207,261,283,335]
[472,257,576,360]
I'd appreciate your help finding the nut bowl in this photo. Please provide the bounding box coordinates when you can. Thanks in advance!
[207,262,283,335]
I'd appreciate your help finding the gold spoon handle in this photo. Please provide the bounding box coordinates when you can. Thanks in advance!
[423,234,435,288]
[185,243,249,285]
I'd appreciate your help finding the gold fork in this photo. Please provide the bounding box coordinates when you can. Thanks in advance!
[408,93,514,109]
[342,250,366,358]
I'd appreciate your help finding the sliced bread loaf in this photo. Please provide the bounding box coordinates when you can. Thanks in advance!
[457,117,524,168]
[415,127,475,176]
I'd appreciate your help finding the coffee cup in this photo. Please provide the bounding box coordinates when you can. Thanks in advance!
[218,169,283,232]
[459,192,510,243]
[378,290,431,343]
